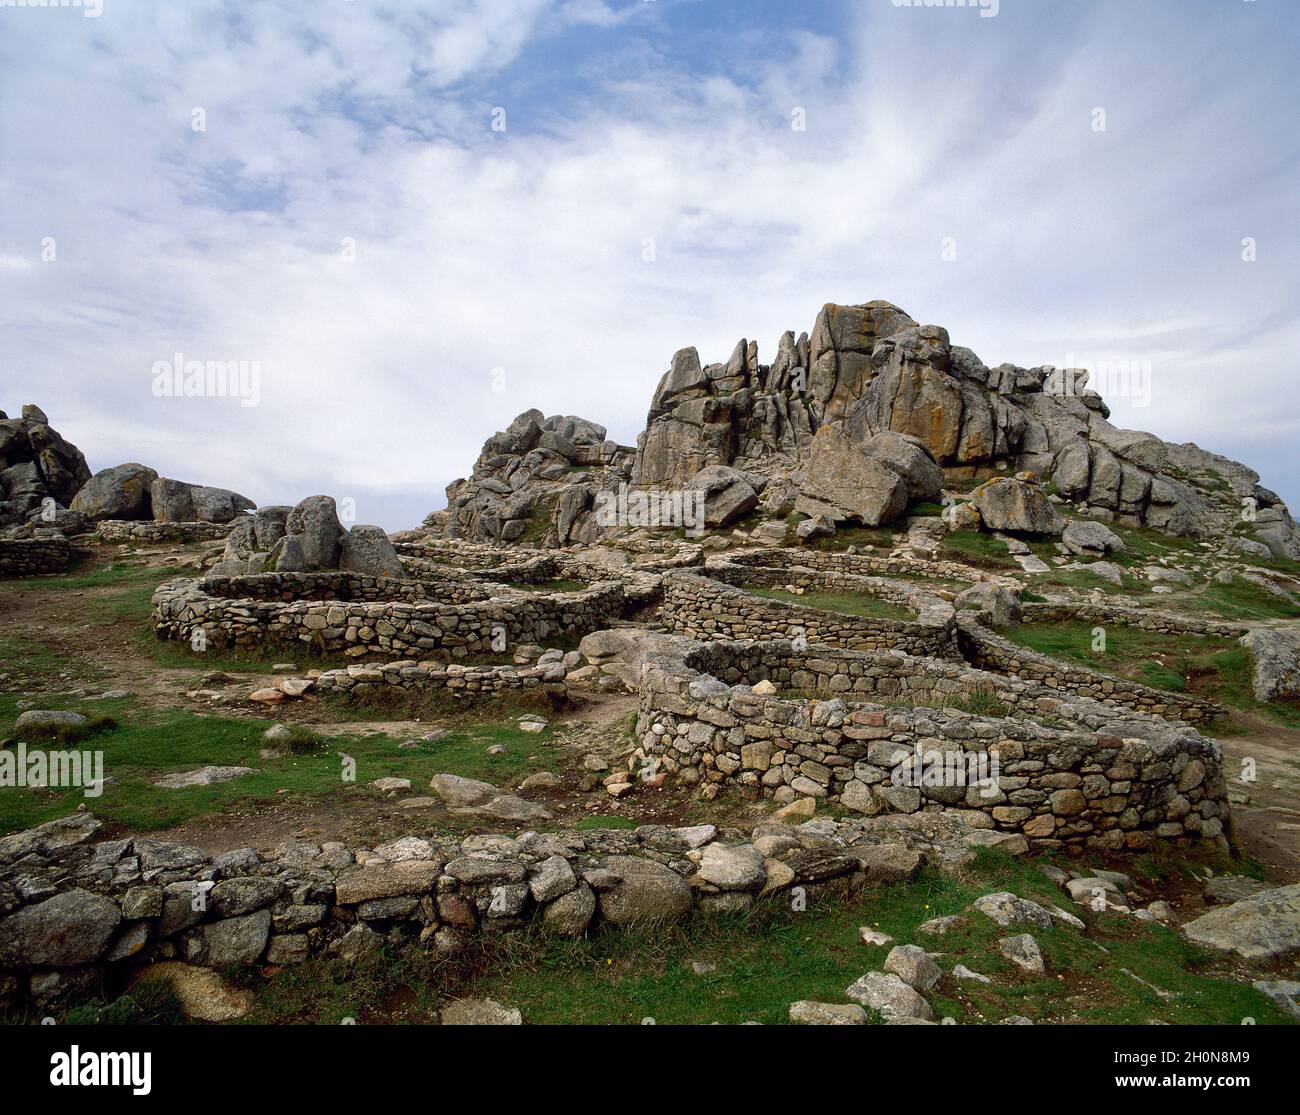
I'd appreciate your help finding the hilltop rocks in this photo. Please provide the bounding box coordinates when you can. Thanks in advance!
[795,426,941,526]
[340,524,405,578]
[442,410,634,544]
[285,495,346,569]
[70,463,158,522]
[970,477,1064,536]
[0,405,91,526]
[150,477,254,524]
[426,297,1300,557]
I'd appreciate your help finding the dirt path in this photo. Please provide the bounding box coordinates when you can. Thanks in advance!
[1216,713,1300,881]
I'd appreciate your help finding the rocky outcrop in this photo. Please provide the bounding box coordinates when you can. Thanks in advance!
[440,410,635,545]
[970,476,1064,536]
[70,463,158,522]
[0,404,92,528]
[1240,627,1300,703]
[150,477,254,524]
[795,427,941,527]
[432,298,1299,555]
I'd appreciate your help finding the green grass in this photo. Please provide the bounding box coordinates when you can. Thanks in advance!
[1185,578,1300,622]
[501,579,589,594]
[235,849,1294,1025]
[743,585,914,621]
[0,694,569,835]
[1004,621,1300,725]
[803,525,897,552]
[937,530,1019,570]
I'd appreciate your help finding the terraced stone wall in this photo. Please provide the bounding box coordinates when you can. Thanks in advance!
[660,570,959,658]
[636,638,1229,853]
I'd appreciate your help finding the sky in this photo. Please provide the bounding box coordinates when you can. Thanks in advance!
[2,0,1297,530]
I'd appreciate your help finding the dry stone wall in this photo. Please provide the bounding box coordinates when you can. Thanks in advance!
[1018,602,1248,638]
[636,638,1229,854]
[660,569,959,658]
[95,520,231,544]
[152,573,629,658]
[0,536,70,577]
[0,809,984,1015]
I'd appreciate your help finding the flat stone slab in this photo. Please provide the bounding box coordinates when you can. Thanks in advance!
[154,766,257,789]
[1182,883,1300,961]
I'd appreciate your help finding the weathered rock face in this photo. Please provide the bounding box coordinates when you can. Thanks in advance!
[285,495,346,569]
[440,410,635,545]
[0,405,92,526]
[684,464,762,527]
[70,463,158,521]
[433,298,1299,554]
[339,524,405,578]
[795,425,909,526]
[1240,628,1300,703]
[150,477,255,523]
[970,477,1065,536]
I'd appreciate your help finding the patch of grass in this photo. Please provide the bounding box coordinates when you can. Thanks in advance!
[1187,579,1300,622]
[501,579,589,594]
[937,530,1018,571]
[804,525,896,552]
[57,977,184,1026]
[1004,620,1300,725]
[743,585,914,621]
[0,696,572,835]
[572,814,638,831]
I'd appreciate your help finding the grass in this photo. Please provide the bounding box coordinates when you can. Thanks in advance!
[937,530,1019,570]
[1004,621,1300,726]
[228,848,1294,1026]
[743,585,914,621]
[0,694,570,836]
[1184,578,1300,622]
[802,525,897,552]
[501,579,589,594]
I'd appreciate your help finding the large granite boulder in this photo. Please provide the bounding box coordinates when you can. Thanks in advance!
[684,464,760,528]
[285,495,346,569]
[70,463,158,521]
[0,405,91,521]
[1240,628,1300,703]
[0,888,121,967]
[1062,517,1124,556]
[795,425,907,526]
[150,477,254,523]
[971,476,1064,535]
[339,525,405,579]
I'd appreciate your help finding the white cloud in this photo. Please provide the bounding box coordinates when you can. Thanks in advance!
[1,0,1296,527]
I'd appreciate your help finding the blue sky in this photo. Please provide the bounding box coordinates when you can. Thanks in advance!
[2,0,1297,529]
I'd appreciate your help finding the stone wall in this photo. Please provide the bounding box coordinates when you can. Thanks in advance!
[151,574,630,658]
[316,658,566,700]
[635,638,1229,854]
[725,546,1005,584]
[956,616,1224,724]
[0,809,980,1015]
[201,570,497,605]
[659,569,959,658]
[0,536,70,577]
[95,520,231,543]
[1019,602,1248,638]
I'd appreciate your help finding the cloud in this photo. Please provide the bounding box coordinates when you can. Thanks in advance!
[1,0,1296,527]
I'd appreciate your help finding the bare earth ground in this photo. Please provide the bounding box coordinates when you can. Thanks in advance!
[3,541,1299,879]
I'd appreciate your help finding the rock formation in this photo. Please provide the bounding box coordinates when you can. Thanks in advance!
[434,300,1300,557]
[0,404,91,528]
